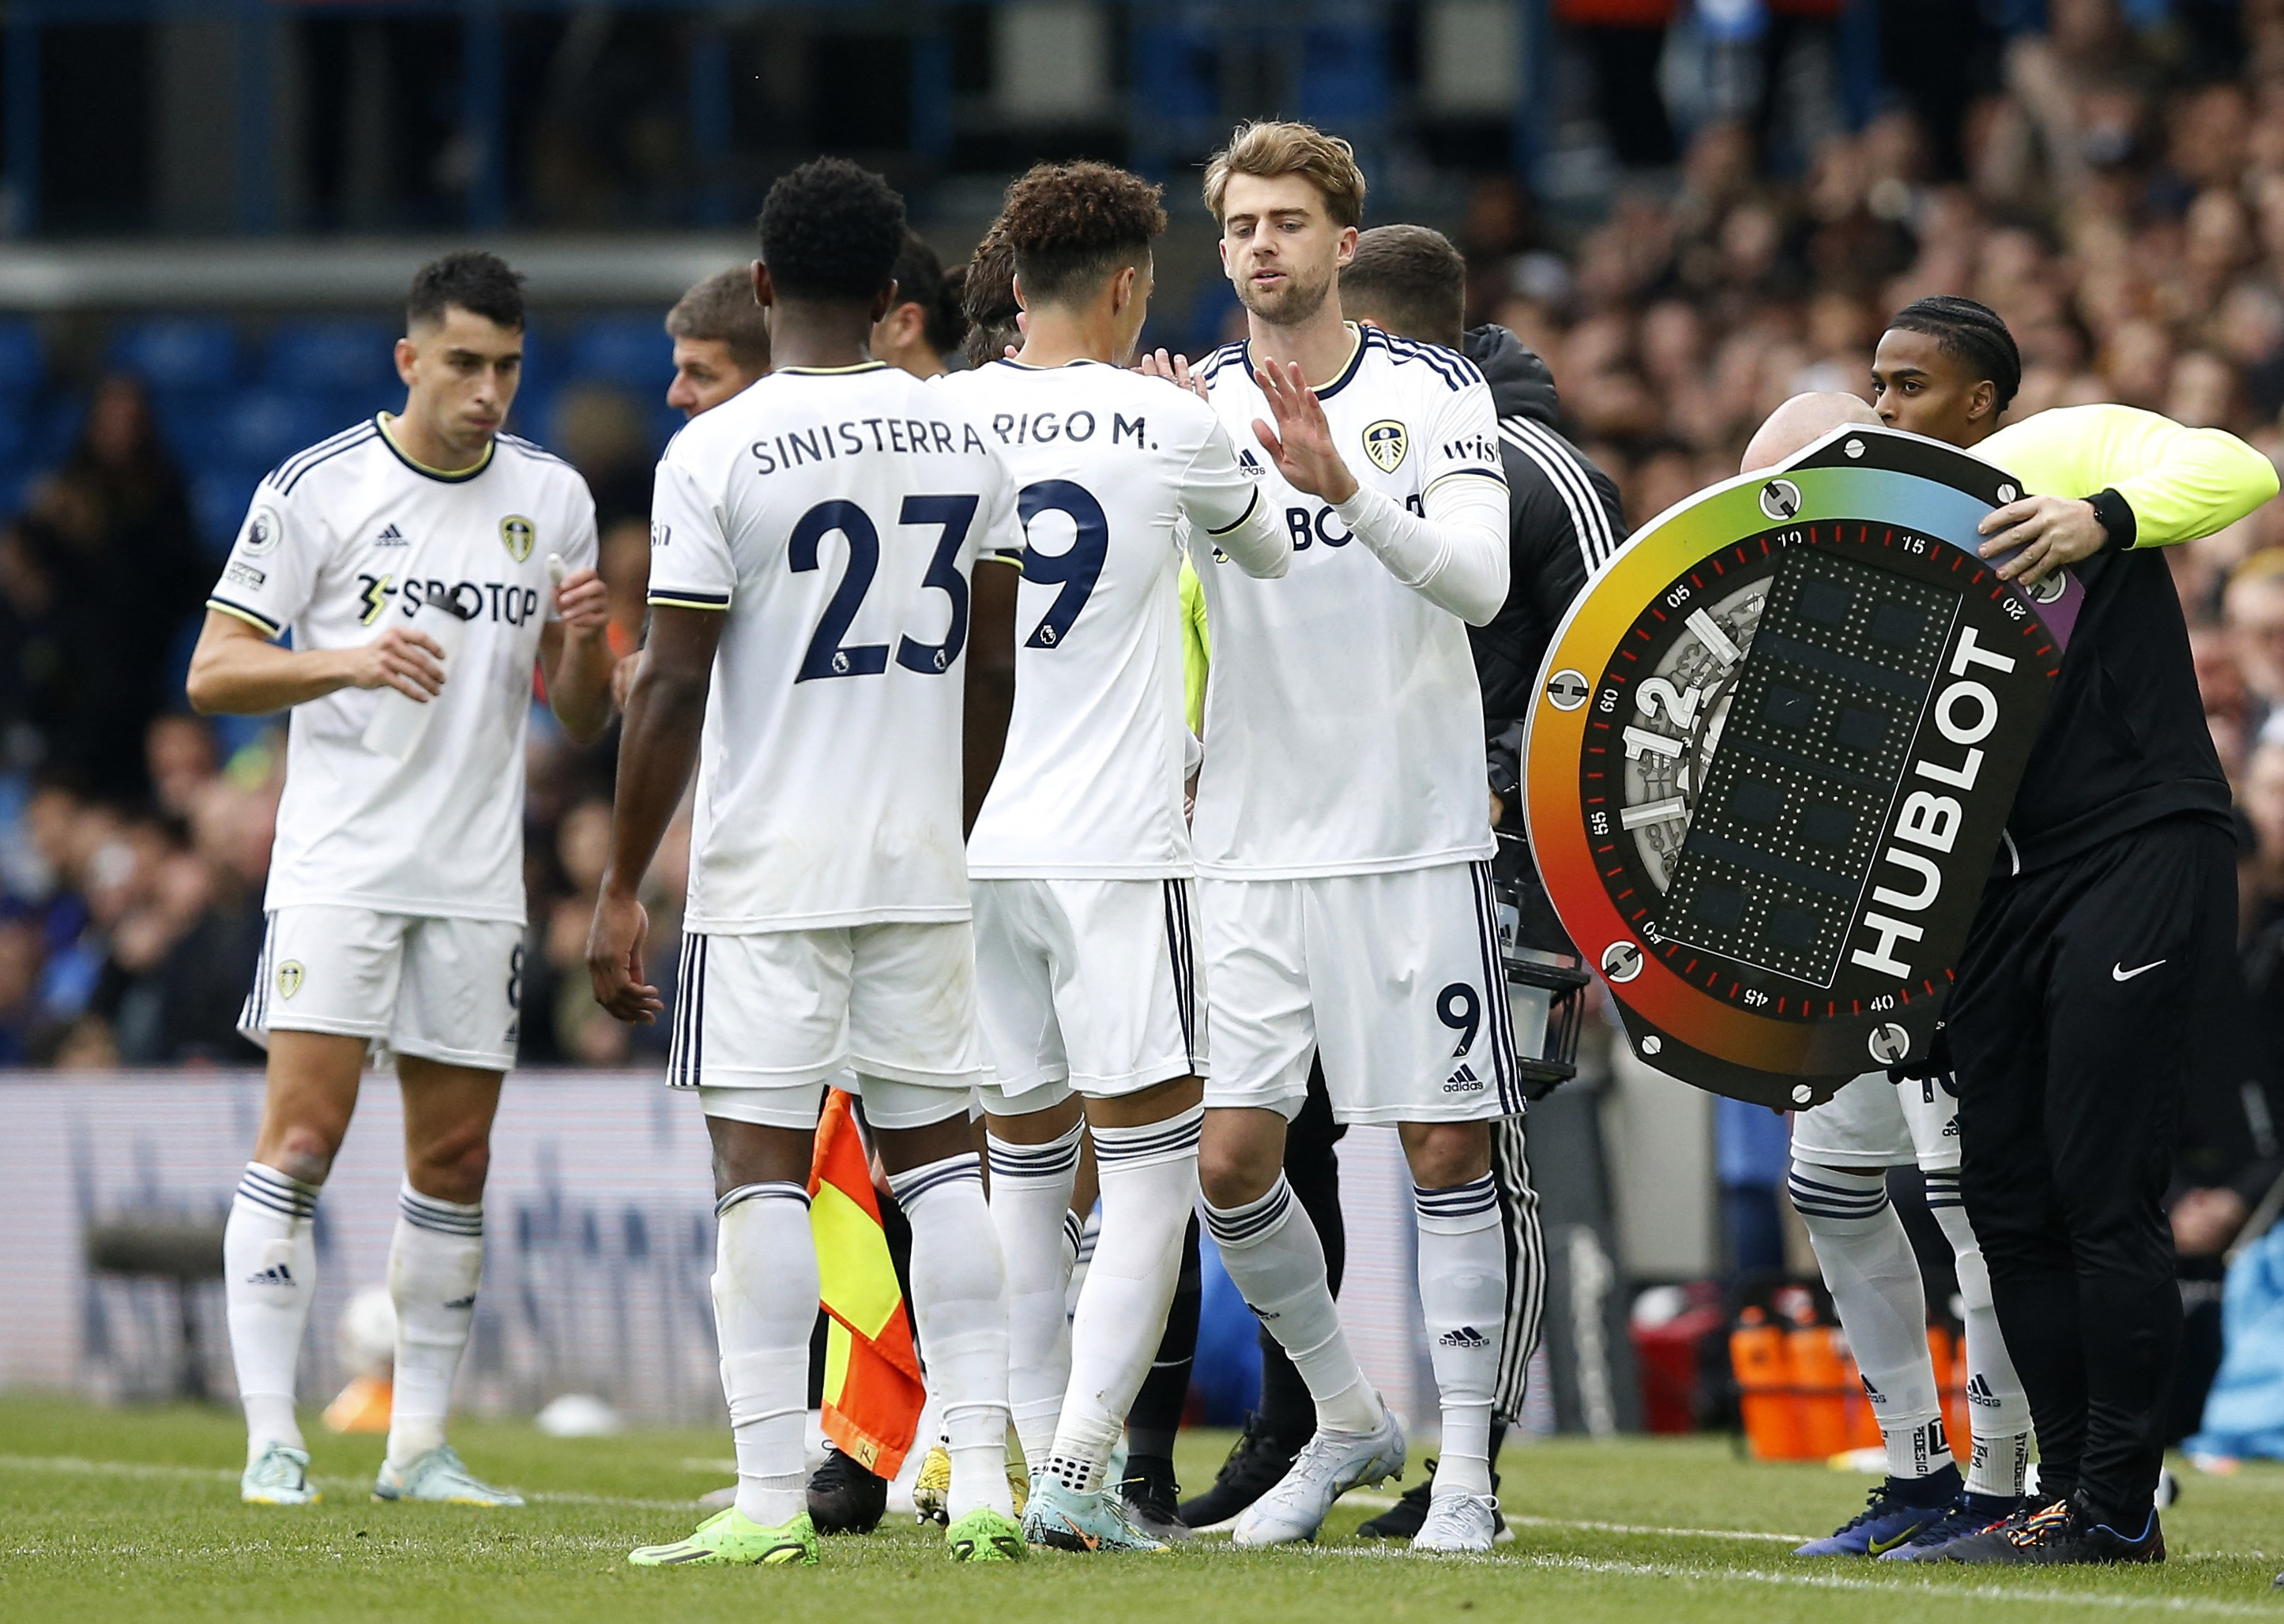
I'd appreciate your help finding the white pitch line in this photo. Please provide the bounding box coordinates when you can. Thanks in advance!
[1338,1492,1807,1543]
[0,1453,696,1513]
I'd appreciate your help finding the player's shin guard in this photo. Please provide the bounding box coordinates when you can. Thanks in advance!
[890,1151,1014,1522]
[1789,1161,1955,1481]
[984,1120,1082,1472]
[1042,1104,1202,1494]
[1414,1175,1505,1498]
[1203,1175,1383,1437]
[714,1182,818,1528]
[225,1163,320,1463]
[386,1186,485,1468]
[1928,1177,2033,1497]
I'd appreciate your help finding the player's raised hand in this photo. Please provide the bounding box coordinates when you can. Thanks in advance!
[1977,494,2106,586]
[349,623,448,702]
[1137,348,1210,404]
[586,889,663,1024]
[1253,359,1359,505]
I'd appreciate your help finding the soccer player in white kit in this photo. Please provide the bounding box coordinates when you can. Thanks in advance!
[1180,122,1517,1554]
[589,159,1029,1569]
[186,251,615,1508]
[936,160,1292,1552]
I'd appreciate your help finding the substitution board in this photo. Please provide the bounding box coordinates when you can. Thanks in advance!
[1523,424,2080,1108]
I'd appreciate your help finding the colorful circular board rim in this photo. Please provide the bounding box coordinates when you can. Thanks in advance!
[1522,445,2064,1081]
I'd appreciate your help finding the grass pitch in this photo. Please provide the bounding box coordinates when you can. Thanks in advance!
[5,1395,2284,1622]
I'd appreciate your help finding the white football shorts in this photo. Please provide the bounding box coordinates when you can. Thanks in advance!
[671,922,984,1131]
[1198,861,1522,1126]
[238,905,524,1073]
[971,876,1203,1116]
[1790,1070,1962,1172]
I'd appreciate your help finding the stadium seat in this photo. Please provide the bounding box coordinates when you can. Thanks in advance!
[190,469,261,553]
[219,389,348,476]
[567,317,670,390]
[0,320,45,399]
[262,321,401,400]
[107,318,240,396]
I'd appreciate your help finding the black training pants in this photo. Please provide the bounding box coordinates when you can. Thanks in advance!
[1948,816,2237,1524]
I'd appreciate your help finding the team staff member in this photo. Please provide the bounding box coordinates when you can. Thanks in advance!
[1871,298,2276,1564]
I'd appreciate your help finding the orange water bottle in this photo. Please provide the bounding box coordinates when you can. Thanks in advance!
[1732,1307,1804,1460]
[1788,1321,1853,1458]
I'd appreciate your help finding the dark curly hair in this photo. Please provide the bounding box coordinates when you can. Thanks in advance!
[408,250,524,331]
[758,158,907,304]
[1887,295,2022,414]
[959,231,1022,368]
[994,162,1167,307]
[890,231,967,359]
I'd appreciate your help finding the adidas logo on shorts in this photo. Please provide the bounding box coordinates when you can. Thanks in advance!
[1442,1063,1482,1094]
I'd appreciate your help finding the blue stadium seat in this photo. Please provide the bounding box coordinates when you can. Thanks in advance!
[262,320,401,401]
[0,320,45,399]
[108,318,240,395]
[151,389,228,468]
[190,469,261,554]
[567,317,670,390]
[220,389,352,476]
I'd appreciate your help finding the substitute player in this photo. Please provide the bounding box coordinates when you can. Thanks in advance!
[589,158,1028,1569]
[186,251,614,1508]
[1184,122,1515,1554]
[939,160,1290,1553]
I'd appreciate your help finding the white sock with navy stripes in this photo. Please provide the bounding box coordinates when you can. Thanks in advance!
[890,1150,1014,1522]
[715,1181,818,1528]
[224,1163,319,1464]
[386,1185,485,1470]
[1789,1160,1954,1482]
[1928,1186,2032,1497]
[984,1119,1083,1472]
[1042,1104,1202,1494]
[1204,1175,1384,1437]
[1415,1175,1506,1498]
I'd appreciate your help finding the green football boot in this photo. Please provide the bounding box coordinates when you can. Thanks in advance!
[628,1506,820,1568]
[946,1506,1026,1562]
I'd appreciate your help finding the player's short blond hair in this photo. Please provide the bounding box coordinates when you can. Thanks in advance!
[1203,120,1367,229]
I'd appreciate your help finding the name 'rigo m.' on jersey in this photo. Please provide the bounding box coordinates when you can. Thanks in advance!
[1194,325,1510,877]
[939,359,1289,878]
[646,362,1025,930]
[206,415,599,923]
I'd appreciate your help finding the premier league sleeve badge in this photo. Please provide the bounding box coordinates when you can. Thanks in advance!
[1522,423,2080,1108]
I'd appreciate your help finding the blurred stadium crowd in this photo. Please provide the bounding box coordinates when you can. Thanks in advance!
[14,0,2284,1100]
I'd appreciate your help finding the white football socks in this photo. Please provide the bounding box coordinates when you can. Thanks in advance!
[1041,1105,1202,1494]
[984,1120,1082,1472]
[224,1163,319,1464]
[386,1185,485,1469]
[890,1150,1014,1521]
[1414,1174,1506,1499]
[713,1181,817,1528]
[1789,1160,1955,1481]
[1203,1174,1384,1437]
[1928,1171,2033,1497]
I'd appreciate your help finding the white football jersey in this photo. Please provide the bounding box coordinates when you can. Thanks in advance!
[647,362,1024,932]
[939,360,1284,878]
[1192,325,1506,877]
[207,415,597,924]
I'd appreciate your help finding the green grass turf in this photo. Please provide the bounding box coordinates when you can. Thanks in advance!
[5,1395,2284,1622]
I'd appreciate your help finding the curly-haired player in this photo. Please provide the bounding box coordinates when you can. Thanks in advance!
[937,160,1291,1553]
[594,156,1029,1569]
